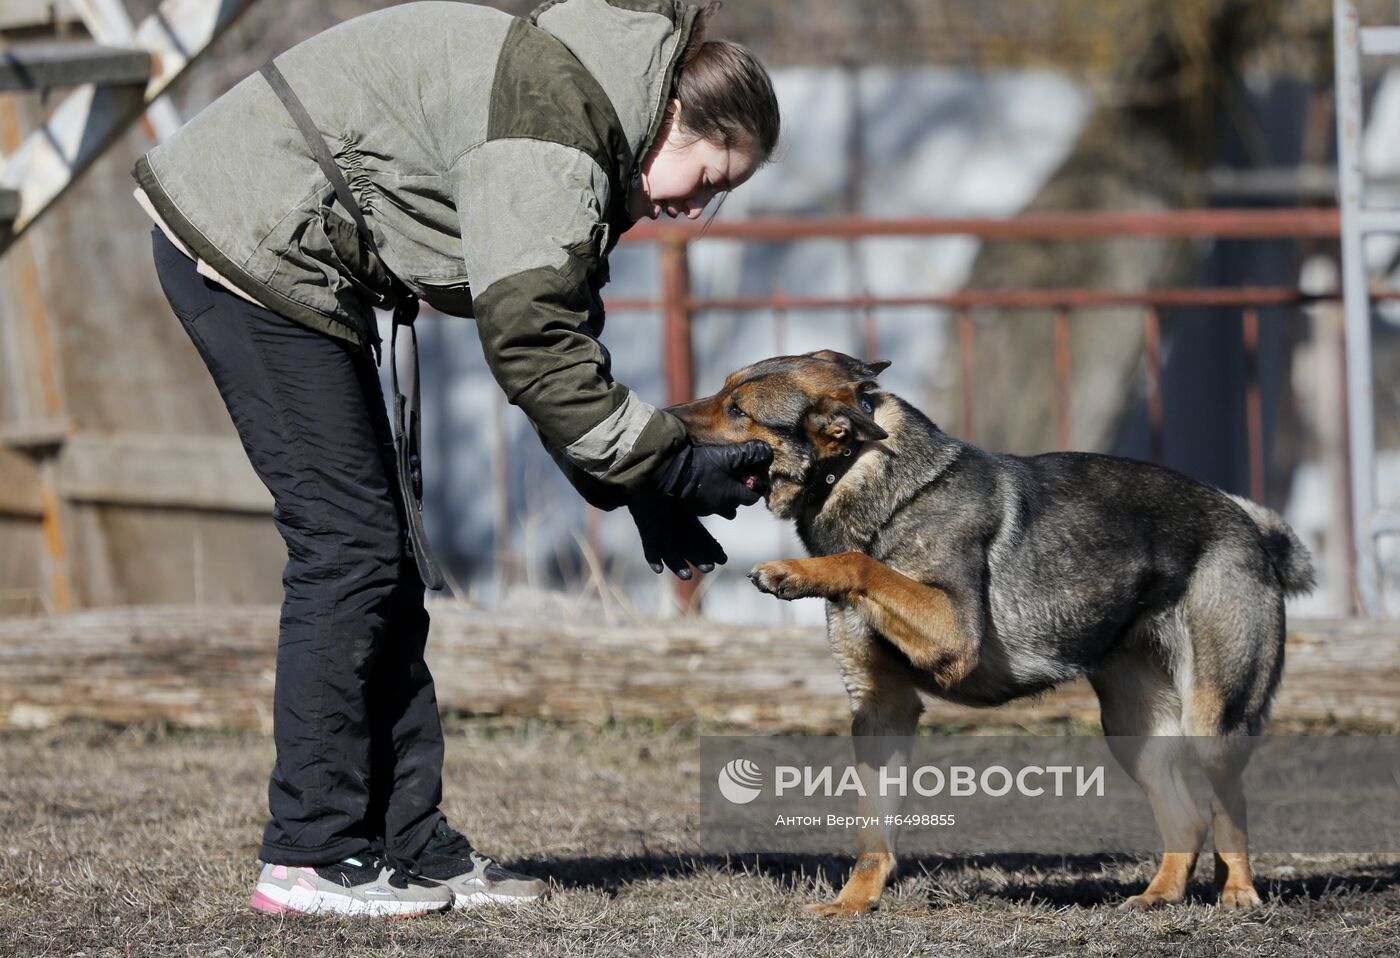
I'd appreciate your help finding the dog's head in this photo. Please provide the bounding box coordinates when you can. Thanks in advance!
[668,350,891,518]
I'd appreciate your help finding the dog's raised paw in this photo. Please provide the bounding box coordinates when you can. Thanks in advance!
[747,561,811,600]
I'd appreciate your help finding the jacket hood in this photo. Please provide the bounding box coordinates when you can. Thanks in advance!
[531,0,698,179]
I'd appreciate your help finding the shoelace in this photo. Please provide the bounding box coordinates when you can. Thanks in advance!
[431,822,476,859]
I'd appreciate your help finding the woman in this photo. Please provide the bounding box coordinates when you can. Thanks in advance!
[135,0,779,916]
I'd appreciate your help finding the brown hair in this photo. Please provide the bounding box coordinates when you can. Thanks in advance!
[672,3,780,161]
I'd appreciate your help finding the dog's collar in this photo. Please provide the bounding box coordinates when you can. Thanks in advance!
[802,444,863,510]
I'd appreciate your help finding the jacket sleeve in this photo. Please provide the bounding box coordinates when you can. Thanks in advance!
[452,138,687,495]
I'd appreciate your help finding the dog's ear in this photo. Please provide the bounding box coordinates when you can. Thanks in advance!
[806,389,888,448]
[806,350,891,380]
[806,348,861,367]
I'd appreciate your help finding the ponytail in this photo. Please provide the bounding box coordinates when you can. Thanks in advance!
[672,3,780,160]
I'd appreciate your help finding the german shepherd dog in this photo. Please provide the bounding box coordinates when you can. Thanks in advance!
[669,350,1315,915]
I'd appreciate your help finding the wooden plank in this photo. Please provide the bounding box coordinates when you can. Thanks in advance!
[0,41,150,91]
[0,445,42,517]
[0,607,1395,731]
[0,415,70,449]
[54,431,272,513]
[0,1,80,33]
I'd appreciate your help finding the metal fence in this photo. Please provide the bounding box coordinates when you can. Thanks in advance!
[597,208,1388,614]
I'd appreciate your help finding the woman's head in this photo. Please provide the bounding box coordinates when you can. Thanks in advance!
[628,7,780,222]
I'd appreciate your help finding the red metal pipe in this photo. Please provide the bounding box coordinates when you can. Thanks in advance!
[861,289,879,361]
[621,209,1342,244]
[1243,306,1265,503]
[605,285,1400,315]
[688,287,1331,312]
[659,238,699,615]
[958,311,976,442]
[772,278,787,355]
[492,390,512,590]
[1054,307,1071,449]
[1145,307,1164,464]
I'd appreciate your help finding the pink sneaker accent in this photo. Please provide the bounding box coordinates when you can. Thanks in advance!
[296,877,316,891]
[270,865,289,880]
[248,890,292,914]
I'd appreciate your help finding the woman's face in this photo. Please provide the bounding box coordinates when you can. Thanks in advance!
[629,102,761,221]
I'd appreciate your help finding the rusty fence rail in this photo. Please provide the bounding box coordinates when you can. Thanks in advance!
[592,208,1380,613]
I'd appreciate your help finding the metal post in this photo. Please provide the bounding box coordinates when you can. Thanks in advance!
[958,311,975,442]
[1054,307,1071,449]
[492,390,513,593]
[1144,307,1164,463]
[660,236,699,615]
[1242,306,1265,503]
[1333,0,1382,613]
[862,290,880,362]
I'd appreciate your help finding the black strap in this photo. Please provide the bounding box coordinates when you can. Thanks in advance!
[260,59,445,592]
[261,61,376,253]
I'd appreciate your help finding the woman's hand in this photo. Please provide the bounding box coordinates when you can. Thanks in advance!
[652,440,772,519]
[628,493,728,580]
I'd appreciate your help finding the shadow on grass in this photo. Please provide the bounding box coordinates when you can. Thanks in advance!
[513,850,1400,909]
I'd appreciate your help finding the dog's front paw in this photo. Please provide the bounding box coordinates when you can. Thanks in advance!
[803,898,878,917]
[747,560,820,601]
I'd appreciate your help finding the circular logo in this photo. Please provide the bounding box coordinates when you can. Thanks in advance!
[717,758,764,805]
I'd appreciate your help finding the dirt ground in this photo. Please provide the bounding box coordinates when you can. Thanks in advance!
[1,717,1397,958]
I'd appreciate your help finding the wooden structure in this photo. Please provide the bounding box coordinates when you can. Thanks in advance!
[2,605,1396,731]
[0,0,271,615]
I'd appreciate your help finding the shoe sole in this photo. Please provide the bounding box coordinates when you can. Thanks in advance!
[453,891,544,908]
[249,884,451,918]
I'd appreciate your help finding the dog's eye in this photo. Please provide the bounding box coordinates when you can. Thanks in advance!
[728,403,749,419]
[860,397,874,414]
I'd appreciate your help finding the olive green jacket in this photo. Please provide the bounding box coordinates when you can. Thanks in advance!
[134,0,693,499]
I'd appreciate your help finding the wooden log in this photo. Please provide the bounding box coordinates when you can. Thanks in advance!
[0,605,1396,730]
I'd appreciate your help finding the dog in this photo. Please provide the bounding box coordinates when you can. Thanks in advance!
[669,349,1315,915]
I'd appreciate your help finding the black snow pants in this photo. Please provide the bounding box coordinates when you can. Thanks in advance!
[151,227,446,868]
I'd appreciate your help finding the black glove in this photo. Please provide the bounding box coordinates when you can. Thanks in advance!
[653,440,773,519]
[628,493,728,580]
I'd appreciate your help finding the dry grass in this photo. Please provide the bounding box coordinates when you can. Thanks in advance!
[1,717,1397,958]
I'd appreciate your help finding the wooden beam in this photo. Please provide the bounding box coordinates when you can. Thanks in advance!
[0,0,257,253]
[54,431,272,513]
[0,607,1395,731]
[0,1,80,34]
[0,415,70,450]
[0,41,150,91]
[0,445,42,517]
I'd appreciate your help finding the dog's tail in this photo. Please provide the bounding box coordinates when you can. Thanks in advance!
[1226,494,1317,596]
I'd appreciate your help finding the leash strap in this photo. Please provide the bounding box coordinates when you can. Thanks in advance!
[260,60,446,591]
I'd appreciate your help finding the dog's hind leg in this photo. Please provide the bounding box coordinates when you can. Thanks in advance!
[1180,579,1283,911]
[806,611,923,917]
[1090,645,1211,909]
[750,552,980,688]
[1189,730,1261,910]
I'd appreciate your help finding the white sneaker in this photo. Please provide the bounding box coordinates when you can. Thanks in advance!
[248,855,453,917]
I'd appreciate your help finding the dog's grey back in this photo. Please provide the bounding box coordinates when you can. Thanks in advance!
[798,394,1313,722]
